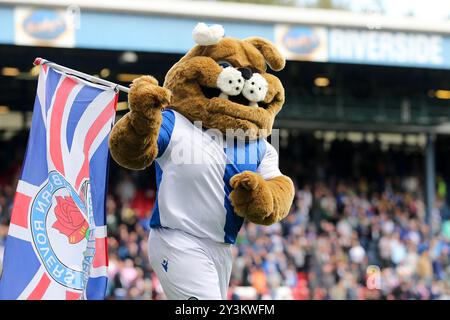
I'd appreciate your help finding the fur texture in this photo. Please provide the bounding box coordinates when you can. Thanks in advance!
[109,34,294,226]
[164,38,285,140]
[109,76,171,170]
[229,171,294,225]
[192,23,224,46]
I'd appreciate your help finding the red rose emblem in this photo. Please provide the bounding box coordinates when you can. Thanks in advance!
[52,196,89,244]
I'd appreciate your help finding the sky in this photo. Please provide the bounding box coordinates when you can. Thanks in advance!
[349,0,450,21]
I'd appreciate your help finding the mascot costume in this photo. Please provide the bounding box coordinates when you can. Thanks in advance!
[109,23,295,299]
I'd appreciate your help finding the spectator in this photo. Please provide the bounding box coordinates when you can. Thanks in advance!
[0,130,449,300]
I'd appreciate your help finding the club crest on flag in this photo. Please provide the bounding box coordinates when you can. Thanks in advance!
[0,62,118,300]
[30,171,92,291]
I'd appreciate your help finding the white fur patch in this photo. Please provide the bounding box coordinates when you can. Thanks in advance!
[216,67,244,96]
[192,22,225,46]
[242,73,268,102]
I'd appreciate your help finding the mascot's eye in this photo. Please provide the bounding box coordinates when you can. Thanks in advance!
[218,61,232,68]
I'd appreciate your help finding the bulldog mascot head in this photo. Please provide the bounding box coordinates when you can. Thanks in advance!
[165,23,286,141]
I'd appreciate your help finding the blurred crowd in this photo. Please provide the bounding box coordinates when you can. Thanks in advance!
[1,131,450,299]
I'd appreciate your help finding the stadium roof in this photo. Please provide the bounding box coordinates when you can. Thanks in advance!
[2,0,450,71]
[1,0,450,134]
[4,0,450,34]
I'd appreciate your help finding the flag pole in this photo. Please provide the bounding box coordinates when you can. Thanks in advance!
[33,57,130,94]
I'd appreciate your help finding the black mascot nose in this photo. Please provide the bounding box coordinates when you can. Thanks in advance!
[238,67,253,80]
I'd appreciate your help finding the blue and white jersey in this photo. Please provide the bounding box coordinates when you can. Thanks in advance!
[150,109,282,244]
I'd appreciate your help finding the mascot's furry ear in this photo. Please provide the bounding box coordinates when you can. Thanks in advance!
[192,22,225,46]
[244,37,286,71]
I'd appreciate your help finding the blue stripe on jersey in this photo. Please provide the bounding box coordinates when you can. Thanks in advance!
[223,138,266,244]
[0,236,41,299]
[150,162,163,228]
[157,109,175,158]
[150,110,175,228]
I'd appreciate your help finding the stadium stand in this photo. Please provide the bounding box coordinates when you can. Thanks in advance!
[1,130,449,300]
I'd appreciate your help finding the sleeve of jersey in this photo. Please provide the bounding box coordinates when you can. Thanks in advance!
[256,141,282,180]
[157,110,175,158]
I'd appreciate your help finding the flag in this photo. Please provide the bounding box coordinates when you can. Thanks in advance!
[0,64,118,299]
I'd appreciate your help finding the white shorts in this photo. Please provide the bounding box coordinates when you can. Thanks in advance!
[148,227,233,300]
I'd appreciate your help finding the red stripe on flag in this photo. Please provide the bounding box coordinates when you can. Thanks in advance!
[27,273,51,300]
[66,291,81,300]
[49,77,78,176]
[10,192,31,228]
[42,64,48,74]
[93,237,108,268]
[75,96,116,189]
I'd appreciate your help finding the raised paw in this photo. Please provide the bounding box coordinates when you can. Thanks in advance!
[229,171,274,221]
[230,171,260,191]
[128,76,172,114]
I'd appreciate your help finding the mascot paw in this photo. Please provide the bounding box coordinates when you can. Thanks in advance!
[229,171,274,224]
[129,75,172,115]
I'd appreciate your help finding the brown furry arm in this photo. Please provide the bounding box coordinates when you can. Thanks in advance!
[230,171,294,226]
[109,76,171,170]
